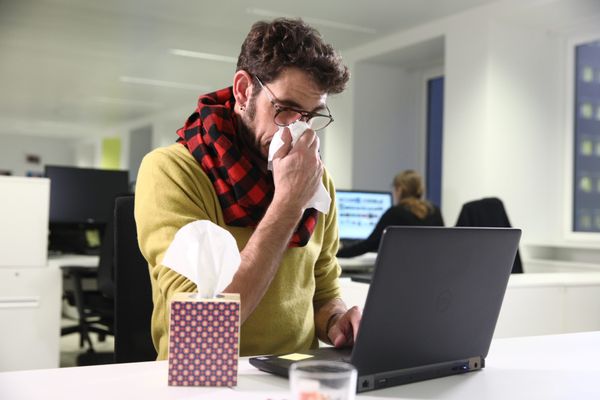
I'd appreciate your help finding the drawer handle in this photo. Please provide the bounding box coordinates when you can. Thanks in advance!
[0,297,40,309]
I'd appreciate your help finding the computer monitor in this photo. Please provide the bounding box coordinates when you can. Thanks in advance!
[335,190,393,240]
[45,165,129,224]
[45,165,129,254]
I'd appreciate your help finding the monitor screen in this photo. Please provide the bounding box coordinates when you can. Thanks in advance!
[45,165,129,224]
[335,190,393,240]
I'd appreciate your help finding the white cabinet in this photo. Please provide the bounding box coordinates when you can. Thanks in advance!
[0,267,61,371]
[0,176,60,371]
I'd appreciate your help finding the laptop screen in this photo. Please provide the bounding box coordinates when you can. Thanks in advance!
[335,190,393,240]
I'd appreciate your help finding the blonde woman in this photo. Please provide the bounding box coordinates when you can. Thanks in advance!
[337,170,444,258]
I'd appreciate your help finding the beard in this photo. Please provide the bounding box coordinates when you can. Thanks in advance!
[236,96,268,169]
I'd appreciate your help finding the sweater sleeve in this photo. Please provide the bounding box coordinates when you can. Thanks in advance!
[312,172,342,307]
[135,147,213,301]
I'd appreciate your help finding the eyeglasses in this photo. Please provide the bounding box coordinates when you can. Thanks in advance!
[255,76,334,131]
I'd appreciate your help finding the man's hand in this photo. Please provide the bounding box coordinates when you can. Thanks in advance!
[271,127,323,212]
[327,306,362,348]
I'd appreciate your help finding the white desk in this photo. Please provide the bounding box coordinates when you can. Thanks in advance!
[1,331,599,399]
[338,252,377,271]
[48,254,99,269]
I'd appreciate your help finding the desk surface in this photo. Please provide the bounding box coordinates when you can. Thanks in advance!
[338,252,377,271]
[1,331,599,399]
[47,254,99,269]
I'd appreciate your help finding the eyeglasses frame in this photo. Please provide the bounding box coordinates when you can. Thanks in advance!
[254,76,334,131]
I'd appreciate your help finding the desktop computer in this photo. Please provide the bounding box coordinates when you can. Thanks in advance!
[335,189,393,246]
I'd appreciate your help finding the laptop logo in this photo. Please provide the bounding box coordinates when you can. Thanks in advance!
[436,290,453,313]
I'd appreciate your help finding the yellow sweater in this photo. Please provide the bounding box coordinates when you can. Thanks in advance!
[135,143,341,359]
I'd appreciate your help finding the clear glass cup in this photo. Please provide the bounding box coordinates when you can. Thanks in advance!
[289,360,357,400]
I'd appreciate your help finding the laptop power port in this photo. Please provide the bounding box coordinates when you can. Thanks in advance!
[359,376,374,391]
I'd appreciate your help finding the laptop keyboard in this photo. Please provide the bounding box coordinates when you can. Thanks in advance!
[315,347,353,363]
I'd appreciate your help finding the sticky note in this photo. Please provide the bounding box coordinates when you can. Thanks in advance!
[279,353,314,361]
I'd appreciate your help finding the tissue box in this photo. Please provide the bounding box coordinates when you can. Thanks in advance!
[167,292,240,387]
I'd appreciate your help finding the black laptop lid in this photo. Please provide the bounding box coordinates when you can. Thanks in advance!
[350,226,521,375]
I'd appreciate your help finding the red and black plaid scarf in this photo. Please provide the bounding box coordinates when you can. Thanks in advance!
[176,87,318,247]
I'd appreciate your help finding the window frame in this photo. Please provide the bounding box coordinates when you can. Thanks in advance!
[564,32,600,242]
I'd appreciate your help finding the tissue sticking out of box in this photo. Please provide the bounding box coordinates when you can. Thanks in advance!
[266,120,331,214]
[161,220,241,298]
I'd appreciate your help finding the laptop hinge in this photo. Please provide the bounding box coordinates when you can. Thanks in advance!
[356,356,484,392]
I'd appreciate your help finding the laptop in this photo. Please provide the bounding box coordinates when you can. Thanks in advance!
[249,226,521,393]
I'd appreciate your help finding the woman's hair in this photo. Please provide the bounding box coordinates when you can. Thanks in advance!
[393,170,433,219]
[236,18,350,94]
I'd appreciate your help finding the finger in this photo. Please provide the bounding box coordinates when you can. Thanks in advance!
[295,128,317,149]
[331,313,356,348]
[308,134,320,152]
[348,306,362,342]
[273,127,293,159]
[328,325,346,348]
[328,313,349,347]
[334,330,348,348]
[336,309,360,347]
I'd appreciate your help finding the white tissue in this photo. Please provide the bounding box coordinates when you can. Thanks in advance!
[161,221,241,298]
[267,120,331,214]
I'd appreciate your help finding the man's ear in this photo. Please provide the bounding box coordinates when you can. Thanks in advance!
[233,70,254,110]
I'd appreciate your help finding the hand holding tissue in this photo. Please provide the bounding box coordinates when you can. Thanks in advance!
[161,221,241,387]
[267,120,331,214]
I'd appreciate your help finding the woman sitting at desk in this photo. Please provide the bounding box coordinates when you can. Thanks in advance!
[337,170,444,258]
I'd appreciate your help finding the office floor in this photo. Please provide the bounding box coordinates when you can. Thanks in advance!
[60,316,114,368]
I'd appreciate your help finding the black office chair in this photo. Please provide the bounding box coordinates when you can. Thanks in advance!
[114,195,157,363]
[455,197,523,273]
[61,223,114,352]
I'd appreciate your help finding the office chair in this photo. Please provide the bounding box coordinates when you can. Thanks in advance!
[60,223,115,352]
[114,195,157,363]
[455,197,523,273]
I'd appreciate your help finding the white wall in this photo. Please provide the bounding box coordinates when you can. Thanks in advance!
[331,0,599,247]
[442,18,493,225]
[0,134,77,176]
[324,83,354,190]
[350,62,422,191]
[441,9,568,244]
[485,21,564,244]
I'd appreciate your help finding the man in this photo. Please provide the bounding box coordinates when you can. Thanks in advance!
[135,18,361,359]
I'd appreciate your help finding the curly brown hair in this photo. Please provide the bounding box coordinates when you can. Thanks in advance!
[236,18,350,95]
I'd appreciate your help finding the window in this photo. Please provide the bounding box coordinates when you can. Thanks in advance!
[573,40,600,233]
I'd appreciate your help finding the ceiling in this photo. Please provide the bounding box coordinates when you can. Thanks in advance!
[0,0,505,138]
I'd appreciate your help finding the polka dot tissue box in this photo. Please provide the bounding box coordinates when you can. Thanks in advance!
[167,292,240,387]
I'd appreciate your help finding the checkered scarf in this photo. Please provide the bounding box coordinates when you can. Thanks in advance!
[176,87,318,247]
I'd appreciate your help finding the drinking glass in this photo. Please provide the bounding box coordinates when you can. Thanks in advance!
[289,360,357,400]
